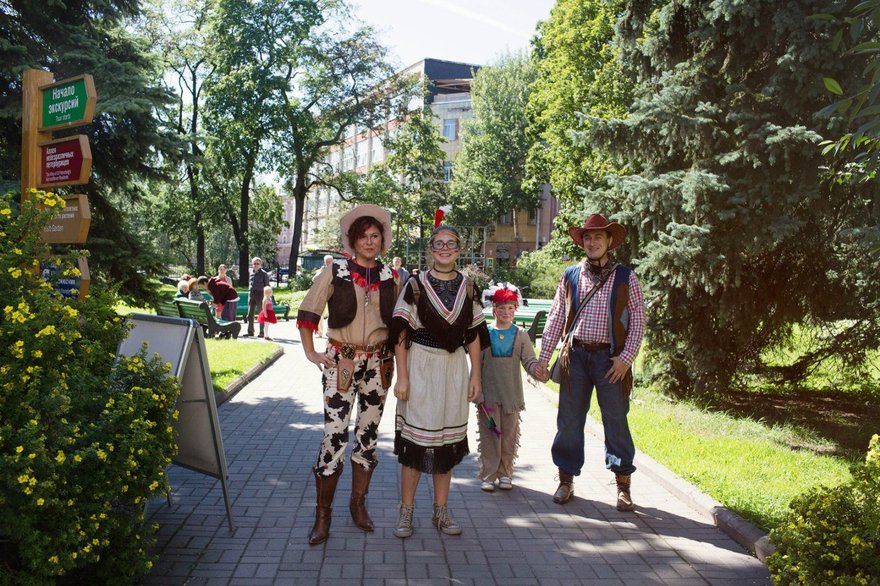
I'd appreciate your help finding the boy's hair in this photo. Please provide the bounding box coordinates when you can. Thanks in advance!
[197,276,209,286]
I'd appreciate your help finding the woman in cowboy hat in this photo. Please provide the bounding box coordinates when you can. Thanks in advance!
[535,213,646,512]
[296,204,399,544]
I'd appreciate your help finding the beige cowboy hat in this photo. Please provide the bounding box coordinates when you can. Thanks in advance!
[339,204,393,256]
[568,213,627,250]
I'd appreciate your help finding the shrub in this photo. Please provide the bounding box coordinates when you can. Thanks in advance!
[0,191,179,585]
[511,247,576,298]
[289,268,317,291]
[767,434,880,585]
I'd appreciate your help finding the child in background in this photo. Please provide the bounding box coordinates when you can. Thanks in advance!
[257,285,277,340]
[477,284,545,492]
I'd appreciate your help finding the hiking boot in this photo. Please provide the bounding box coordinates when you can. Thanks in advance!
[393,503,414,538]
[553,469,574,504]
[432,504,462,535]
[615,473,635,511]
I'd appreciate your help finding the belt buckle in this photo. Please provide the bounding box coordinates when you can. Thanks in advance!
[341,343,356,360]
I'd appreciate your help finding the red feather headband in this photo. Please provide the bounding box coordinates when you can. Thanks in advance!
[490,288,519,305]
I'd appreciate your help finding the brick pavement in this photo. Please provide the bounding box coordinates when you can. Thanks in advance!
[141,320,771,585]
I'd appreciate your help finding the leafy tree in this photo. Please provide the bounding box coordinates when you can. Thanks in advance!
[247,182,286,269]
[815,0,880,184]
[524,0,634,209]
[143,0,218,275]
[0,0,180,303]
[199,0,323,285]
[585,0,880,394]
[274,3,409,277]
[449,52,539,231]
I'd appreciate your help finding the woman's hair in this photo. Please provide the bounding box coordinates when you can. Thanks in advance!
[218,264,227,272]
[347,215,385,252]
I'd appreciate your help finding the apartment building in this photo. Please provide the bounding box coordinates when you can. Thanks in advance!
[277,57,559,270]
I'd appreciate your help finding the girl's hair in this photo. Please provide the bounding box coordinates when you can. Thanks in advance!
[347,215,385,252]
[429,224,461,248]
[187,278,199,292]
[263,285,273,296]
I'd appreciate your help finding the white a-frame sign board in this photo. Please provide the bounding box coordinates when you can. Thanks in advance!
[117,313,234,531]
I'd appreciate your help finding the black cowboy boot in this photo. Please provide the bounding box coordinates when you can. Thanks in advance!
[553,469,574,504]
[308,465,343,545]
[349,463,375,532]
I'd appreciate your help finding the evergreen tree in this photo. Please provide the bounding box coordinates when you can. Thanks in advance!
[0,0,179,302]
[584,0,880,393]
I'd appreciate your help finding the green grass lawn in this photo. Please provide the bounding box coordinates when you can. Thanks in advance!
[539,348,854,532]
[203,337,278,393]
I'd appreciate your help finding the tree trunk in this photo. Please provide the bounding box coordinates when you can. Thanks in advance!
[286,172,307,277]
[237,157,255,287]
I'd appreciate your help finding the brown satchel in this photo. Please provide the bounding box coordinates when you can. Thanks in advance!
[549,267,616,386]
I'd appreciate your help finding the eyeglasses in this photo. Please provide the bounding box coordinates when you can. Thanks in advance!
[431,240,460,251]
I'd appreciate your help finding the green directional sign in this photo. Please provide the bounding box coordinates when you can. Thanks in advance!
[40,75,96,131]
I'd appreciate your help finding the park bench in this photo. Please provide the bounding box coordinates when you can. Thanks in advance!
[173,298,241,339]
[156,299,181,318]
[526,310,548,344]
[233,291,291,321]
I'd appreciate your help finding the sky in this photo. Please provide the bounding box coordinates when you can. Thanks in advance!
[352,0,556,69]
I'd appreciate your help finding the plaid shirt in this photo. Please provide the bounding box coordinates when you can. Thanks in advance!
[538,259,645,366]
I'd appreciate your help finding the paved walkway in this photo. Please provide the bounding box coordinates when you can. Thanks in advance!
[141,320,771,585]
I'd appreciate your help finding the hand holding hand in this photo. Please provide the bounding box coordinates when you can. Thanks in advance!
[605,356,630,384]
[533,361,551,383]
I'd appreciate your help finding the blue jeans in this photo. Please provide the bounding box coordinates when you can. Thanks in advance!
[551,347,636,476]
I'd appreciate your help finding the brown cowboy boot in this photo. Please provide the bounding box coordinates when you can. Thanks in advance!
[349,463,375,532]
[552,469,574,504]
[308,465,343,545]
[615,473,635,512]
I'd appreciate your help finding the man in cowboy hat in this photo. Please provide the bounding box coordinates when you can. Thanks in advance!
[535,213,645,511]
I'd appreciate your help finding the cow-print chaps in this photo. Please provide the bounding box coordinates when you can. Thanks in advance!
[315,346,389,477]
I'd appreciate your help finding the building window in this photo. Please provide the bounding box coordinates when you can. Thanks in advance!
[443,161,453,182]
[442,118,457,140]
[528,207,537,225]
[499,210,511,225]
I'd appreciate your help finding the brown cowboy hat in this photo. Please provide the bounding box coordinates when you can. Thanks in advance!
[568,213,627,249]
[339,204,393,256]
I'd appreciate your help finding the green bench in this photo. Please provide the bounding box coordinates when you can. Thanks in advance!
[163,298,242,339]
[233,291,290,321]
[526,310,548,343]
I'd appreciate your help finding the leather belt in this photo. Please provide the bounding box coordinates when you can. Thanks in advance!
[327,338,387,358]
[572,340,610,352]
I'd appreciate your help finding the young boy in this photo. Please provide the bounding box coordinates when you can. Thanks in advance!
[476,285,546,491]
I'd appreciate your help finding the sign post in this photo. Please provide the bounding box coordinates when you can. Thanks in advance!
[22,68,97,297]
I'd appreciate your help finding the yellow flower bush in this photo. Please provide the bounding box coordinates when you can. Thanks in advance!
[0,191,180,585]
[768,434,880,584]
